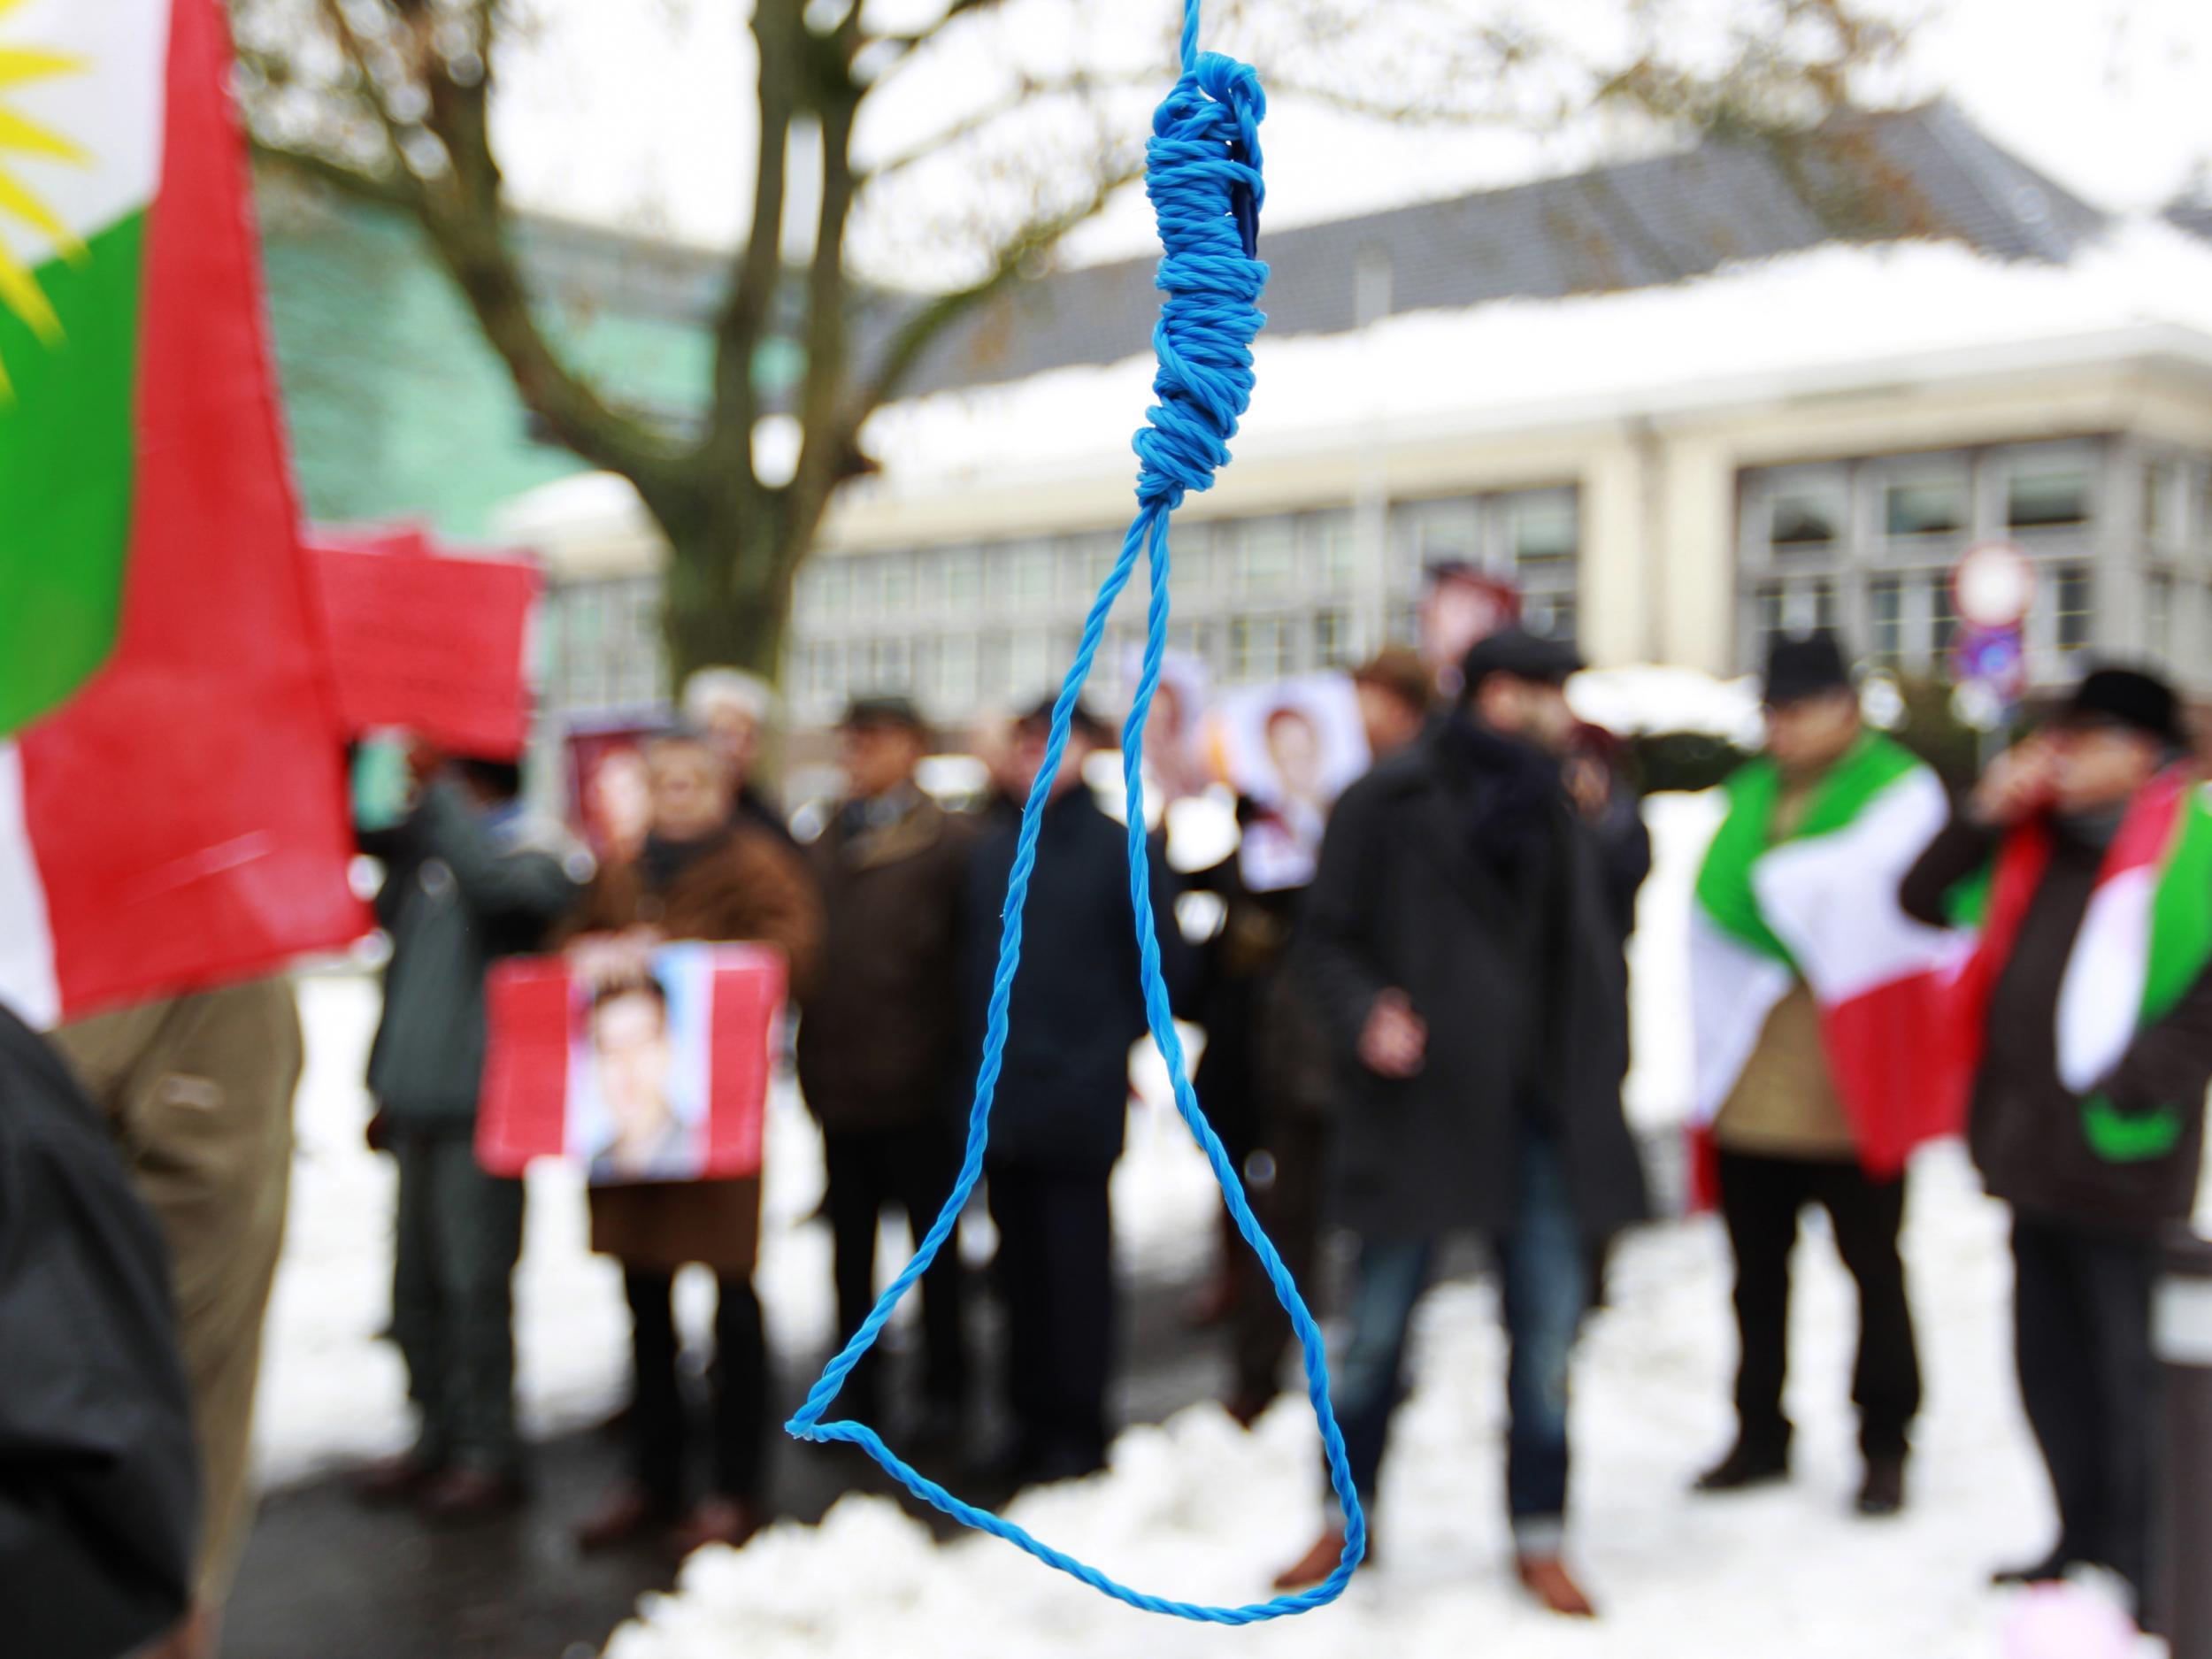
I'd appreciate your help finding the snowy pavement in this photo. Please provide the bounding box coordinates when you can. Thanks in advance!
[594,1140,2086,1659]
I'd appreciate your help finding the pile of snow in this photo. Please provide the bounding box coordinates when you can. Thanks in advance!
[849,220,2212,500]
[603,1143,2082,1659]
[1570,664,1763,744]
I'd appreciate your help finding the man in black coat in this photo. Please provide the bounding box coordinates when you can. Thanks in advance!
[1276,629,1648,1617]
[0,1002,199,1659]
[1902,664,2212,1605]
[959,697,1192,1484]
[799,696,976,1440]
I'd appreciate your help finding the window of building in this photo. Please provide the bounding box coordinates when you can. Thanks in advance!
[2145,461,2183,545]
[1505,490,1578,569]
[879,554,915,616]
[1767,483,1845,554]
[1869,575,1904,664]
[800,559,849,621]
[935,633,978,710]
[1313,610,1350,668]
[1928,572,1957,660]
[805,641,844,706]
[977,633,1011,702]
[2008,465,2093,531]
[1755,578,1838,644]
[1009,630,1052,698]
[1060,533,1121,603]
[849,556,882,617]
[1883,476,1968,539]
[2055,564,2094,653]
[936,548,983,609]
[1404,498,1481,571]
[1234,519,1298,595]
[1228,617,1292,682]
[2147,572,2173,660]
[865,636,912,692]
[1007,542,1053,607]
[1309,511,1357,588]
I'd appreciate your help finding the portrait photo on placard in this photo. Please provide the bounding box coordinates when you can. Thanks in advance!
[1215,673,1371,892]
[569,949,713,1186]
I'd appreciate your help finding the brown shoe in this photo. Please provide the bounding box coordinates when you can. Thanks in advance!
[666,1495,763,1556]
[1517,1555,1598,1618]
[352,1452,442,1507]
[1272,1528,1350,1592]
[575,1482,673,1553]
[420,1466,525,1521]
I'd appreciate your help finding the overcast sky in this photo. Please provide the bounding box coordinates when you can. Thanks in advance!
[485,0,2209,280]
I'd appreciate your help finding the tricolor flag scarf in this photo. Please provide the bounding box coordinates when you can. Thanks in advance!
[1690,733,1968,1176]
[1947,767,2212,1162]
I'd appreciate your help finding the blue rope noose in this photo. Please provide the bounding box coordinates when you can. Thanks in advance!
[787,0,1366,1623]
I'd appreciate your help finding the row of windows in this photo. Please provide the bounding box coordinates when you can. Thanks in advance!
[1752,563,2097,673]
[1751,451,2107,564]
[795,491,1581,630]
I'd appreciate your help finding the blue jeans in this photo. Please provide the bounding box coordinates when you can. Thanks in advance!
[1333,1131,1589,1553]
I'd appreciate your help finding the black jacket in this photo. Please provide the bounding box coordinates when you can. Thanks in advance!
[1903,810,2212,1233]
[959,787,1194,1172]
[0,1006,199,1659]
[1299,718,1649,1241]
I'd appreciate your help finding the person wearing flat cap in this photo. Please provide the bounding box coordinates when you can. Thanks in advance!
[795,695,977,1448]
[1904,661,2212,1607]
[1279,626,1647,1617]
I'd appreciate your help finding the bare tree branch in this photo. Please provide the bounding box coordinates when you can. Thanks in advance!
[251,135,419,209]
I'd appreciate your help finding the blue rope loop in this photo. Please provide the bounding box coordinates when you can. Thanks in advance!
[788,1,1365,1624]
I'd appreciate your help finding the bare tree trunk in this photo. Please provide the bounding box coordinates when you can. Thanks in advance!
[649,479,816,688]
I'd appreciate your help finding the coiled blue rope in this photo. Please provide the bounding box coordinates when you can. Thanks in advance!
[787,0,1366,1622]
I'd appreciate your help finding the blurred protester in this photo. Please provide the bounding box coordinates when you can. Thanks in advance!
[1903,664,2212,1604]
[1350,647,1433,760]
[0,1003,199,1659]
[959,697,1193,1484]
[1693,634,1926,1518]
[563,728,821,1555]
[683,667,793,843]
[352,749,581,1517]
[970,708,1028,831]
[797,697,976,1443]
[49,977,302,1657]
[1566,722,1652,951]
[1278,628,1647,1617]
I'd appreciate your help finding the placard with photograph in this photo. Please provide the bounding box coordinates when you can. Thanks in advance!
[1215,673,1371,891]
[477,943,785,1184]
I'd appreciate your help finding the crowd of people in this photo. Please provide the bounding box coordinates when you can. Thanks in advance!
[11,623,2209,1655]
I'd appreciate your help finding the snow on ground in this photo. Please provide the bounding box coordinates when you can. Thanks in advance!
[257,983,1233,1484]
[602,1143,2070,1659]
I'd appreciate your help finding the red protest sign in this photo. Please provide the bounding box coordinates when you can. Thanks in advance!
[477,943,786,1183]
[304,528,540,760]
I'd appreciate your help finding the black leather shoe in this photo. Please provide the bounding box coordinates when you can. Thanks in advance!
[1694,1440,1790,1494]
[1855,1455,1907,1517]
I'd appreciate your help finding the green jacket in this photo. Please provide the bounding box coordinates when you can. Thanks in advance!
[365,783,582,1125]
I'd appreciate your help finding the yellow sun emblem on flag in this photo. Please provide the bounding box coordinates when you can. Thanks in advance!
[0,0,88,395]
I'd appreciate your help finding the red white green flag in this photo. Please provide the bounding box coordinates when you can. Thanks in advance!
[1690,733,1970,1174]
[0,0,364,1025]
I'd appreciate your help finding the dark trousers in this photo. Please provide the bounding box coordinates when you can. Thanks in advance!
[2012,1211,2160,1594]
[987,1164,1114,1470]
[823,1123,969,1419]
[1230,1114,1333,1405]
[1333,1131,1588,1553]
[624,1268,768,1511]
[1717,1148,1921,1463]
[390,1125,525,1476]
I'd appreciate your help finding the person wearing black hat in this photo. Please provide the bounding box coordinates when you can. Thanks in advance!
[796,696,977,1447]
[1275,627,1648,1617]
[956,695,1193,1485]
[1690,631,1935,1520]
[1903,661,2212,1605]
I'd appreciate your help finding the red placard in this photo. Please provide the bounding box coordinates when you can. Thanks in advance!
[304,528,540,761]
[477,943,785,1182]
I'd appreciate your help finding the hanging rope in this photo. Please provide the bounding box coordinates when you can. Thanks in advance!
[787,0,1366,1623]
